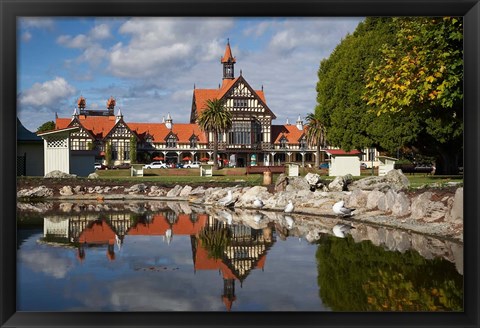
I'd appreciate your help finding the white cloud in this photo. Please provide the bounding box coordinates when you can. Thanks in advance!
[20,250,72,279]
[107,17,234,78]
[90,23,111,40]
[57,34,89,49]
[19,77,76,107]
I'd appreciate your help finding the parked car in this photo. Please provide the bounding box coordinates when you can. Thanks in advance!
[94,162,106,170]
[175,163,184,169]
[319,163,329,169]
[144,161,167,169]
[184,161,201,169]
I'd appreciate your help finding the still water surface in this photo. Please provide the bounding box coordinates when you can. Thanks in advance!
[17,201,463,312]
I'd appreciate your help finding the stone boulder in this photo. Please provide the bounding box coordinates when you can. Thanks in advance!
[125,184,147,193]
[44,170,77,178]
[410,192,447,222]
[88,173,99,179]
[274,174,289,192]
[17,186,54,198]
[285,176,310,192]
[328,174,352,192]
[179,185,193,197]
[350,169,409,191]
[166,185,184,197]
[59,185,74,196]
[445,187,463,224]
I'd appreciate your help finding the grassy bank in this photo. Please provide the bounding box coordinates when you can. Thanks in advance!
[18,167,462,189]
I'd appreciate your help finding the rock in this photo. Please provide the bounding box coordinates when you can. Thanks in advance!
[350,169,409,191]
[366,190,385,210]
[44,170,77,178]
[59,186,74,196]
[274,174,289,192]
[347,189,367,208]
[445,188,463,224]
[179,185,193,197]
[328,175,351,192]
[73,185,85,194]
[285,176,310,192]
[410,192,446,222]
[148,186,167,197]
[126,184,147,193]
[166,185,183,197]
[236,186,271,208]
[17,186,54,198]
[391,192,411,217]
[88,173,99,179]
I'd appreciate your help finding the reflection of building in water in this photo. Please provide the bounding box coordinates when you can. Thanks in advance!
[192,216,275,311]
[43,210,275,311]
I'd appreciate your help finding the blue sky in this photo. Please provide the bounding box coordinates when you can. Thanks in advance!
[17,17,363,132]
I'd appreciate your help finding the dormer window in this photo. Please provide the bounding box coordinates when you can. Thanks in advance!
[166,135,177,148]
[280,136,288,149]
[145,134,153,144]
[299,137,307,150]
[190,136,198,148]
[233,98,248,108]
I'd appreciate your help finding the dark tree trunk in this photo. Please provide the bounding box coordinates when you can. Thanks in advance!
[213,133,218,170]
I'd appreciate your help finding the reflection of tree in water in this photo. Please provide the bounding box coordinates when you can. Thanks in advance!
[316,235,463,311]
[198,221,231,260]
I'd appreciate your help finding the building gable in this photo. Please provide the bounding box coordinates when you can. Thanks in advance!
[104,120,135,140]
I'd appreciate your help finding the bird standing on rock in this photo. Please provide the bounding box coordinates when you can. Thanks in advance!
[332,200,355,217]
[218,190,237,207]
[253,197,264,209]
[284,200,294,213]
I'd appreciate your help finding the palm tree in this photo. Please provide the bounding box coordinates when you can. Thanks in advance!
[305,112,327,168]
[197,98,232,170]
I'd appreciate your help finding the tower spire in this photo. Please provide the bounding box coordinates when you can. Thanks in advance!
[221,39,235,80]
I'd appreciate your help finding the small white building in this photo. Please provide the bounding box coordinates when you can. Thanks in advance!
[377,156,398,176]
[325,149,362,177]
[38,126,97,177]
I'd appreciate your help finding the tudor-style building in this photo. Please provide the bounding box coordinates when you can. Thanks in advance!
[54,41,319,167]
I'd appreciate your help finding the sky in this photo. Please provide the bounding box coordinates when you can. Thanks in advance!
[17,17,364,132]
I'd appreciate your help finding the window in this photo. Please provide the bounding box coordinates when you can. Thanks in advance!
[280,136,288,149]
[233,98,248,108]
[190,136,198,148]
[227,120,262,146]
[70,138,89,150]
[166,135,177,148]
[299,137,307,150]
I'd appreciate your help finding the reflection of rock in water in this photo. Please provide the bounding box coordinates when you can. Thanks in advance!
[21,200,463,274]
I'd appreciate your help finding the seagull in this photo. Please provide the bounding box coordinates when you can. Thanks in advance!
[284,200,294,213]
[332,223,355,238]
[218,190,237,207]
[284,215,294,230]
[332,200,355,217]
[253,197,264,209]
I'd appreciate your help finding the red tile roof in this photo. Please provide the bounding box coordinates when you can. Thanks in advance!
[193,77,267,119]
[271,124,306,144]
[221,42,236,63]
[57,115,208,143]
[325,149,362,156]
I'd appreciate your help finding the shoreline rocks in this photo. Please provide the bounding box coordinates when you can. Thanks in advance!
[16,170,463,242]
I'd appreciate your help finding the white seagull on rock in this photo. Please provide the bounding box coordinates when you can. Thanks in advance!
[253,212,263,224]
[284,200,294,213]
[253,197,264,209]
[218,190,237,207]
[332,200,355,217]
[332,223,355,238]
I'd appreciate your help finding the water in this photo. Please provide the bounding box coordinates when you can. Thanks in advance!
[17,200,463,312]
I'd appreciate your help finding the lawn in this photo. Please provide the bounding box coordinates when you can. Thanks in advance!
[94,167,462,189]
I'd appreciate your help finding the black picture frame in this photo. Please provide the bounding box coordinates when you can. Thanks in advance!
[1,0,479,327]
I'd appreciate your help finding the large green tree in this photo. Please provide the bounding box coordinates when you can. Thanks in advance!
[36,121,55,133]
[315,17,399,152]
[197,98,232,170]
[364,17,463,174]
